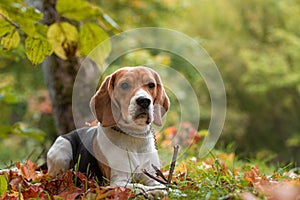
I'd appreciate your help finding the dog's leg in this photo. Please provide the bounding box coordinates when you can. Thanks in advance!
[115,181,167,199]
[110,170,167,199]
[47,136,73,176]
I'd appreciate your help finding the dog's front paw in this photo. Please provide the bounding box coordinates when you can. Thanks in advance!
[134,184,168,199]
[146,188,168,199]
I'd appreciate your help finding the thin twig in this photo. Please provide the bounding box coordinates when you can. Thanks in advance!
[142,145,179,187]
[142,169,169,186]
[151,164,168,183]
[167,145,179,184]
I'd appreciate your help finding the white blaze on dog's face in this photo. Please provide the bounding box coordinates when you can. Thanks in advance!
[90,66,170,135]
[127,89,154,126]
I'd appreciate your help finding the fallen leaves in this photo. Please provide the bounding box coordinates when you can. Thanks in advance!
[0,155,299,200]
[164,152,300,200]
[16,160,38,181]
[0,161,134,200]
[1,123,300,200]
[242,166,300,200]
[86,186,134,200]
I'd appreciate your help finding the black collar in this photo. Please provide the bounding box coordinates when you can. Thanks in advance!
[110,125,153,136]
[110,125,158,150]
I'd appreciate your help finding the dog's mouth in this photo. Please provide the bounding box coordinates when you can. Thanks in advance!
[134,111,151,125]
[136,112,148,118]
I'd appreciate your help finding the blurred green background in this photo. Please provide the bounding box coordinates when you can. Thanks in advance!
[0,0,299,167]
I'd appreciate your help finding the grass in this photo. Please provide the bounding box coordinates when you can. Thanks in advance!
[158,150,299,200]
[0,148,299,199]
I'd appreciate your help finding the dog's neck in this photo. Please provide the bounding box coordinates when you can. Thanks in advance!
[110,124,153,137]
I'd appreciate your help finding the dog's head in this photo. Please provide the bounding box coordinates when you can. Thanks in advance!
[90,66,169,134]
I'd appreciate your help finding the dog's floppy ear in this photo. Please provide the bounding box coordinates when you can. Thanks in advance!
[90,75,116,127]
[153,72,170,126]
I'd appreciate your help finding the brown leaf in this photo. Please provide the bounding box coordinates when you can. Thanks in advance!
[9,176,23,192]
[2,194,18,200]
[111,187,134,200]
[8,169,20,180]
[17,160,38,181]
[41,170,76,195]
[57,187,83,200]
[88,186,134,200]
[22,185,48,200]
[243,166,300,200]
[244,166,263,184]
[258,181,300,200]
[75,171,97,188]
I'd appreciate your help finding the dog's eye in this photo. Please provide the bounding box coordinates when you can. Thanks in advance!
[120,82,130,90]
[148,82,155,89]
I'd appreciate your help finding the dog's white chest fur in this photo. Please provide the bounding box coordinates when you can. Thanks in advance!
[97,124,160,176]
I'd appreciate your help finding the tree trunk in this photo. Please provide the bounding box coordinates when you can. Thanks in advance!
[28,0,99,138]
[40,0,79,136]
[42,55,80,136]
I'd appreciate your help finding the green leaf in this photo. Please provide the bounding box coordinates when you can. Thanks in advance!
[56,0,99,21]
[0,175,7,196]
[47,22,78,60]
[57,0,121,34]
[79,23,110,55]
[15,8,42,36]
[0,4,43,36]
[25,37,53,65]
[79,23,111,66]
[32,24,49,39]
[0,30,20,50]
[0,19,14,37]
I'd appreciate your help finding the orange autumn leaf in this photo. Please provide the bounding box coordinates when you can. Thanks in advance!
[57,187,83,200]
[89,186,133,200]
[244,166,262,184]
[16,160,38,181]
[242,166,300,200]
[22,185,49,200]
[9,176,23,192]
[259,181,300,200]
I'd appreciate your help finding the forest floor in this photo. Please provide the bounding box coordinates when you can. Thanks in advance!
[1,149,299,200]
[1,124,300,199]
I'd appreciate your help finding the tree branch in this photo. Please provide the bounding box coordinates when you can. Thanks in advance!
[142,145,179,187]
[168,145,179,184]
[151,164,168,183]
[142,169,169,186]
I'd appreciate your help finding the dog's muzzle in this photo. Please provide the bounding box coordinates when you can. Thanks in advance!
[135,97,152,123]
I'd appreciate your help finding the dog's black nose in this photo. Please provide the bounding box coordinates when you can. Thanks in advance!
[136,97,151,109]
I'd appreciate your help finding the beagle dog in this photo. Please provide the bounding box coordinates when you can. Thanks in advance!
[47,66,170,197]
